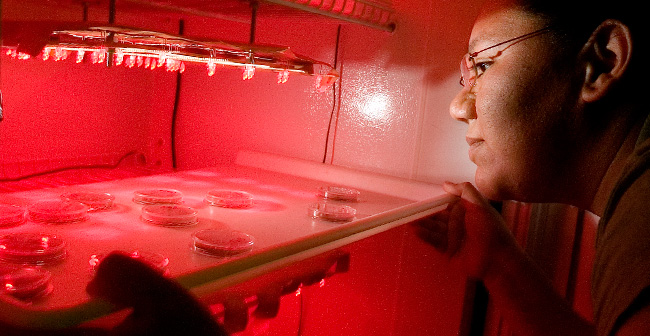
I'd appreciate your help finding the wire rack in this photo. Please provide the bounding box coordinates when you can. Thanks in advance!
[121,0,395,32]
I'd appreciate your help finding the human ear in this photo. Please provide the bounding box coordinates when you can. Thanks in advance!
[580,20,632,103]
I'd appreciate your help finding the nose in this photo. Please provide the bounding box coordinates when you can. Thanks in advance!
[449,88,476,124]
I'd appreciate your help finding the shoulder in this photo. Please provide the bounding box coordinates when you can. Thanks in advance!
[593,148,650,335]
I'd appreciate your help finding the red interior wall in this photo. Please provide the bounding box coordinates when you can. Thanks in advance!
[174,17,340,168]
[0,56,174,161]
[1,1,477,334]
[299,225,467,336]
[0,0,183,176]
[1,0,479,182]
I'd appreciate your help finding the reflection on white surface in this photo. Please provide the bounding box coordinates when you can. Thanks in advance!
[74,227,123,241]
[360,93,390,122]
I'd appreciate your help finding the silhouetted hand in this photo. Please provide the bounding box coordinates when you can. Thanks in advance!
[86,251,228,336]
[415,182,519,281]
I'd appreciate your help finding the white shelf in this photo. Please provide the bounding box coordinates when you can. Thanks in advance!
[0,152,450,328]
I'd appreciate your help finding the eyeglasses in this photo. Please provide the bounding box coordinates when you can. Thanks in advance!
[459,26,553,88]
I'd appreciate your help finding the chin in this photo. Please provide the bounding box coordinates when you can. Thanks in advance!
[474,170,529,202]
[476,173,557,204]
[474,172,507,201]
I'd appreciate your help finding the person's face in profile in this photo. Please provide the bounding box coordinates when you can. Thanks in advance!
[449,1,583,202]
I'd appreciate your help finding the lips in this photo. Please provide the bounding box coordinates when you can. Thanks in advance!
[466,136,484,162]
[466,136,482,147]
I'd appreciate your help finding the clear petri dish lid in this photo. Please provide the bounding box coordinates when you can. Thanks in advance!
[318,186,360,202]
[129,250,170,272]
[0,204,26,228]
[0,233,67,265]
[28,200,89,224]
[133,189,183,205]
[141,204,198,227]
[191,229,254,257]
[309,202,357,222]
[61,191,115,211]
[89,250,169,275]
[0,264,53,300]
[205,190,253,209]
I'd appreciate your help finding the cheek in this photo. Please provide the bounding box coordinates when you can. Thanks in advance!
[472,77,565,199]
[468,42,582,200]
[477,83,531,156]
[471,117,530,199]
[480,56,574,151]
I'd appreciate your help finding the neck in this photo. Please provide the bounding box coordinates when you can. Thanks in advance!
[587,114,644,216]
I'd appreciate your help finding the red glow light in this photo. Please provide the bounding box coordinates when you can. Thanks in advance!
[90,49,106,64]
[6,49,32,60]
[54,47,69,61]
[114,50,124,66]
[89,254,100,268]
[2,45,335,87]
[277,70,289,84]
[76,50,85,63]
[315,74,337,92]
[157,52,167,67]
[207,61,217,76]
[243,65,255,80]
[164,59,184,72]
[125,55,136,68]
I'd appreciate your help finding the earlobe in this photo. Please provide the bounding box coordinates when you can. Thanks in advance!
[581,20,632,103]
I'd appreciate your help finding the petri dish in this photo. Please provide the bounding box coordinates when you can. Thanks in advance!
[129,250,170,273]
[141,204,198,227]
[309,202,357,222]
[28,200,89,224]
[133,189,183,205]
[89,250,169,275]
[0,265,53,300]
[191,229,254,257]
[0,204,26,228]
[0,233,67,265]
[61,191,115,211]
[205,190,253,209]
[318,186,360,202]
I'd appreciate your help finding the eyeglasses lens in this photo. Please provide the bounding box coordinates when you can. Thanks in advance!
[459,54,475,87]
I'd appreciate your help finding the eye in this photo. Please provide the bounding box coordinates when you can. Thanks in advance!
[474,61,492,77]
